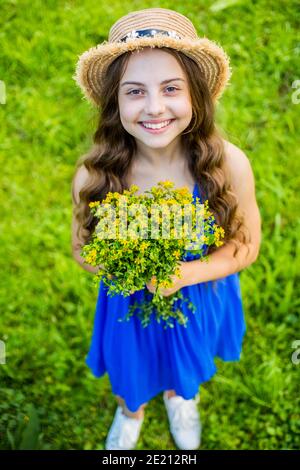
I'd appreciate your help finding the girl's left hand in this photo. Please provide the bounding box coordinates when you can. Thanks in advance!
[145,261,189,297]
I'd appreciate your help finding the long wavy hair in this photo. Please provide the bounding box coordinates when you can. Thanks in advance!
[72,46,251,280]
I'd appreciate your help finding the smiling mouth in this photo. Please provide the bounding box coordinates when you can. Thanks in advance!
[138,119,176,131]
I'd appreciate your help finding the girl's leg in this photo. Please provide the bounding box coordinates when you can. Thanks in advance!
[165,390,177,398]
[115,395,147,419]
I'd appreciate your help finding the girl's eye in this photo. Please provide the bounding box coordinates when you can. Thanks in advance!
[166,86,178,93]
[127,86,178,95]
[127,89,141,95]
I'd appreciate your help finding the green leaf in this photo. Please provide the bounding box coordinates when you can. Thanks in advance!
[19,404,40,450]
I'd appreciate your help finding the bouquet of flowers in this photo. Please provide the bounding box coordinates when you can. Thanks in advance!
[81,181,225,329]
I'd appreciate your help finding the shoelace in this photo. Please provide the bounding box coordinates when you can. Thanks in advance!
[169,395,200,432]
[109,409,143,449]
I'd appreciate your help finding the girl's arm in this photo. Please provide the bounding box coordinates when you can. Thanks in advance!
[71,165,105,275]
[72,221,103,274]
[184,142,261,286]
[146,143,261,296]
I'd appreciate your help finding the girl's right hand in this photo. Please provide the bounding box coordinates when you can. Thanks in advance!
[145,276,157,294]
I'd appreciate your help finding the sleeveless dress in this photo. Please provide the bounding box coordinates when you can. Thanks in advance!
[85,182,246,412]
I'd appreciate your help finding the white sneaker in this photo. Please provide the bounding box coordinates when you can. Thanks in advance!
[105,406,144,450]
[163,392,201,450]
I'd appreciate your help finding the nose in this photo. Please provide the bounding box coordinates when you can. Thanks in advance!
[144,91,166,116]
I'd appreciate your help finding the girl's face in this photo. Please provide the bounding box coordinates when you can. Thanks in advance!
[118,48,193,149]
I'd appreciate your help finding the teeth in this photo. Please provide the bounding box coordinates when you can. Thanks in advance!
[142,120,171,129]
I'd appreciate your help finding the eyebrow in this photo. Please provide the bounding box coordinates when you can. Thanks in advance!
[121,78,185,87]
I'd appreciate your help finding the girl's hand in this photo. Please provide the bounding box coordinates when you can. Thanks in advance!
[145,261,189,297]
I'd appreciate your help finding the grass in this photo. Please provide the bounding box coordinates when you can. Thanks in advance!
[0,0,299,450]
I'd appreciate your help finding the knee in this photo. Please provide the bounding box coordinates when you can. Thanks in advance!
[115,395,147,412]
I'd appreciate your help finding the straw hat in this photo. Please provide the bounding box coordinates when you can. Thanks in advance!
[73,7,232,107]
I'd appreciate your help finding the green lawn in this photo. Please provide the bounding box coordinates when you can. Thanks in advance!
[0,0,299,450]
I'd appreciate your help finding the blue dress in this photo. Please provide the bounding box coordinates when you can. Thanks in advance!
[85,182,246,412]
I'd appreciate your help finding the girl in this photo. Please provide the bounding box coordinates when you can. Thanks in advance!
[71,8,261,450]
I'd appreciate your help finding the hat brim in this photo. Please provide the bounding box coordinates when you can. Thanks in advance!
[73,35,232,107]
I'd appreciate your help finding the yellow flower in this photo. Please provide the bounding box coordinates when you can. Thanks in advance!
[166,199,179,205]
[89,201,100,208]
[159,180,174,189]
[181,198,192,204]
[85,248,97,264]
[159,279,173,288]
[174,267,182,278]
[129,184,139,193]
[176,187,190,196]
